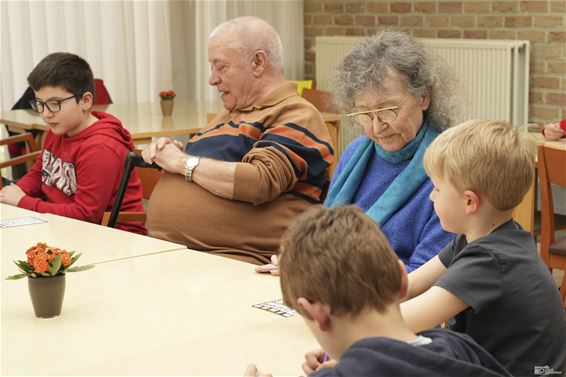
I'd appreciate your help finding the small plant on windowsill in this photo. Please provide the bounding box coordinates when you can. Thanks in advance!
[159,90,176,100]
[159,90,176,116]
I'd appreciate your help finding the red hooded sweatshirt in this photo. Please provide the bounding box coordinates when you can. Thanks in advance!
[17,111,147,235]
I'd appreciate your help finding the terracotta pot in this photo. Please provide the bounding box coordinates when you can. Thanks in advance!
[28,274,66,318]
[160,99,174,116]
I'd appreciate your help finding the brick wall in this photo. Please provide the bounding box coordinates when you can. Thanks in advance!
[304,0,566,124]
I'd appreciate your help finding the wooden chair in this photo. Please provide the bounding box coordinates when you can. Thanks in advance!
[301,88,341,176]
[101,150,162,227]
[301,88,339,113]
[538,143,566,307]
[4,87,36,179]
[0,133,41,188]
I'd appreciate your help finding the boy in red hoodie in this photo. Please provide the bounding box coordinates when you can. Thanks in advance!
[0,52,146,235]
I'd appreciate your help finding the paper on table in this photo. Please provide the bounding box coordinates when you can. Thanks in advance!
[0,217,47,228]
[252,299,298,318]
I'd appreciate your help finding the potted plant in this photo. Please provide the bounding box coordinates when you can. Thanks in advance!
[159,90,176,116]
[6,242,94,318]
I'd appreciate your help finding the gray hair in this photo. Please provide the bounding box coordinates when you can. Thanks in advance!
[210,17,284,74]
[334,31,462,129]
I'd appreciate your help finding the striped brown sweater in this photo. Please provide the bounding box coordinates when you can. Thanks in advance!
[146,83,334,264]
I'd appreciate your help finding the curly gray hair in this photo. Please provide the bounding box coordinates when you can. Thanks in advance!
[333,31,462,129]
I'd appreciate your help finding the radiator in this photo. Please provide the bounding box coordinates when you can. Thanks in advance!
[315,36,530,155]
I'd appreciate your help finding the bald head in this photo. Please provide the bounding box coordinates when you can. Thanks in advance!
[209,17,284,75]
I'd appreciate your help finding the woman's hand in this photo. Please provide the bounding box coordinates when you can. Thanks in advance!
[255,255,280,276]
[0,184,26,206]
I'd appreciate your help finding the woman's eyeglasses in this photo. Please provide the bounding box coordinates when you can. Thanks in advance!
[346,97,407,127]
[28,94,81,113]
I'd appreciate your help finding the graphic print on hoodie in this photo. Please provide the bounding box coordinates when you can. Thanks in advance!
[41,149,77,196]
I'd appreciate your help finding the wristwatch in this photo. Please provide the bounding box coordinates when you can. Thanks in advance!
[184,156,200,182]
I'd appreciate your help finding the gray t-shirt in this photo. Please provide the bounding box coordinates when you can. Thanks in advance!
[435,220,566,377]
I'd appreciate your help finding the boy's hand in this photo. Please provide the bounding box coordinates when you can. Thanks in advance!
[543,123,565,141]
[255,255,280,276]
[302,349,336,376]
[0,184,26,206]
[243,363,273,377]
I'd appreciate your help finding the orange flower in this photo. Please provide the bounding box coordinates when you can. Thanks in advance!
[33,259,49,273]
[34,251,48,261]
[61,253,72,267]
[6,242,94,280]
[48,251,60,261]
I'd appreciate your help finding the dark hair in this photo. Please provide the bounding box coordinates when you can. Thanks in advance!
[280,205,402,318]
[27,52,94,98]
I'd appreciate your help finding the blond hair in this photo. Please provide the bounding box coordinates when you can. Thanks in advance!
[279,205,401,319]
[424,120,536,210]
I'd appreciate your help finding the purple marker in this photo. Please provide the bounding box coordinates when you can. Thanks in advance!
[321,353,331,363]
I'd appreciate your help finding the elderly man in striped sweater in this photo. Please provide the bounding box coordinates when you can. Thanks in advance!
[142,16,333,264]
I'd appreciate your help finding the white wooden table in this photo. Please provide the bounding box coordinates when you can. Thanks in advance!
[1,204,187,270]
[1,249,317,376]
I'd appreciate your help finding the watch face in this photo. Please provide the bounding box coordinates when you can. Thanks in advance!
[186,157,199,168]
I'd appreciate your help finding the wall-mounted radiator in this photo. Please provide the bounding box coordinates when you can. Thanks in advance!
[315,36,530,155]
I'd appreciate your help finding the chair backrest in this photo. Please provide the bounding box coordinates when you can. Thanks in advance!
[135,164,162,200]
[105,151,161,228]
[301,88,340,113]
[0,133,41,188]
[94,79,112,105]
[538,144,566,264]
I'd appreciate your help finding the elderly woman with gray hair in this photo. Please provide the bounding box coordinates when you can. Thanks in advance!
[257,31,461,276]
[325,30,461,272]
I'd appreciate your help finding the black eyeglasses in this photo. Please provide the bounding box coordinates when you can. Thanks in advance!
[28,94,81,113]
